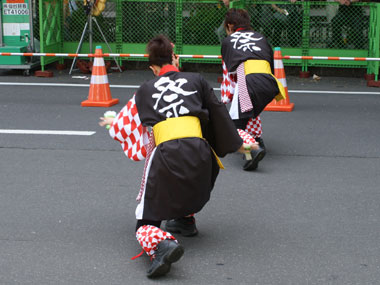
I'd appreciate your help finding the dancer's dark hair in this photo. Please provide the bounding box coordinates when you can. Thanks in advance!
[146,35,173,67]
[224,8,252,32]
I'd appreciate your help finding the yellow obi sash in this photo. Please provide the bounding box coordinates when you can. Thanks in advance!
[152,116,224,169]
[244,60,286,101]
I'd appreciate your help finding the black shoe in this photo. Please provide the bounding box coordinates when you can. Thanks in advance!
[243,146,266,171]
[146,239,184,278]
[255,137,266,154]
[165,216,198,237]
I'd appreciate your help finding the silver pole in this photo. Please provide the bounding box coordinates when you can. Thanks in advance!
[88,14,93,62]
[69,21,89,74]
[93,17,122,72]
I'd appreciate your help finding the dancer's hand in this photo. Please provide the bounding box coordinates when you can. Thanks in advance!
[99,117,114,127]
[172,53,179,68]
[237,142,259,154]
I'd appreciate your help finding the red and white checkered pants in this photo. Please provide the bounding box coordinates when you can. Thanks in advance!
[238,116,262,144]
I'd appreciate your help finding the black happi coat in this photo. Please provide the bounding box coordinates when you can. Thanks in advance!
[221,29,280,118]
[135,70,242,221]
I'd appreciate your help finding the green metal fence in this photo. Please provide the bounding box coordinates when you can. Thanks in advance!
[38,0,62,68]
[36,0,380,76]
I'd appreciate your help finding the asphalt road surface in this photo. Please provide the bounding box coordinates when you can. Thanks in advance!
[1,68,380,284]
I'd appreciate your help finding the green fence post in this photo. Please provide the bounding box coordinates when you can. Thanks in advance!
[368,2,374,77]
[376,3,380,81]
[368,3,380,80]
[59,0,64,64]
[301,0,310,73]
[39,0,45,71]
[116,0,122,66]
[175,0,183,66]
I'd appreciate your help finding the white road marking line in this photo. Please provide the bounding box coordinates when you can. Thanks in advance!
[0,129,96,136]
[0,82,380,95]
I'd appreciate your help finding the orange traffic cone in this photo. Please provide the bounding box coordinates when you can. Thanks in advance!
[264,47,294,112]
[81,46,119,107]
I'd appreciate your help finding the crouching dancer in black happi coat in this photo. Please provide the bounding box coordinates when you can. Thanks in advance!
[220,9,286,171]
[99,35,256,278]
